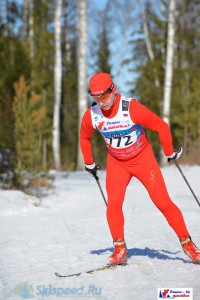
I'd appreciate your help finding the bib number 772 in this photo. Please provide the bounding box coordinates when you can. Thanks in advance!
[107,135,133,148]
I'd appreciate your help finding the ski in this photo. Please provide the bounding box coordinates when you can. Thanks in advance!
[55,264,126,278]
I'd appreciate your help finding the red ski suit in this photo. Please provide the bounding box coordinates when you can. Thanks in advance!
[80,94,189,241]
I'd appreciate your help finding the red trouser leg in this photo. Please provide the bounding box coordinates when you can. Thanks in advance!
[106,144,189,241]
[133,145,189,240]
[106,154,132,241]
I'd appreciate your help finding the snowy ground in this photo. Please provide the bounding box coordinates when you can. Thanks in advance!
[0,165,200,300]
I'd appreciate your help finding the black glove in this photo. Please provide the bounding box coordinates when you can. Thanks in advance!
[85,163,99,180]
[167,147,183,162]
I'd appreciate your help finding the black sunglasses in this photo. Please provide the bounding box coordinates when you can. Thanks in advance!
[88,82,114,97]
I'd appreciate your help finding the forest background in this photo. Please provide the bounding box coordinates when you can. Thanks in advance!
[0,0,199,187]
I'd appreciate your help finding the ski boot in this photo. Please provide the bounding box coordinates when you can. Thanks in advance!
[180,236,200,264]
[108,240,127,265]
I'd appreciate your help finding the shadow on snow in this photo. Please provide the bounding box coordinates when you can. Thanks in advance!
[90,247,192,264]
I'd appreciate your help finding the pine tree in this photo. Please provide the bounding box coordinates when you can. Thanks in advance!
[0,1,31,151]
[34,1,55,169]
[171,0,200,163]
[96,25,111,74]
[62,40,78,170]
[92,24,112,168]
[128,1,167,160]
[13,76,47,174]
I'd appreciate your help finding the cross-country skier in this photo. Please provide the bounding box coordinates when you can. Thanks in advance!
[80,72,200,265]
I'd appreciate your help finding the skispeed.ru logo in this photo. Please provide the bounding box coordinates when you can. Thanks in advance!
[157,288,193,299]
[12,282,102,298]
[13,282,34,298]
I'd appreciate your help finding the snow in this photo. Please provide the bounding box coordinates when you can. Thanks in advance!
[0,165,200,300]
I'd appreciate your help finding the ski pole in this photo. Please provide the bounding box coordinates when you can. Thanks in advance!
[95,176,107,206]
[174,160,200,208]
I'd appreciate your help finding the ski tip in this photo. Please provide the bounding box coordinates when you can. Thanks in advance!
[55,272,66,278]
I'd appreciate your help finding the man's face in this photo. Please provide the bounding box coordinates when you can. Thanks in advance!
[92,92,116,110]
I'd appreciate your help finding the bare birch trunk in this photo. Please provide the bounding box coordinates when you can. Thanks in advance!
[29,0,34,61]
[22,0,35,87]
[22,0,28,38]
[76,0,88,170]
[160,0,176,165]
[116,0,131,84]
[137,0,160,88]
[53,0,62,170]
[28,0,35,89]
[63,0,71,64]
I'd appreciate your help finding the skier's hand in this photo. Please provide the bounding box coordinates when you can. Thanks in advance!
[167,147,183,162]
[85,163,99,180]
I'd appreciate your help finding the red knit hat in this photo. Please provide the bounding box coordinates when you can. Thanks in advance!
[88,72,114,96]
